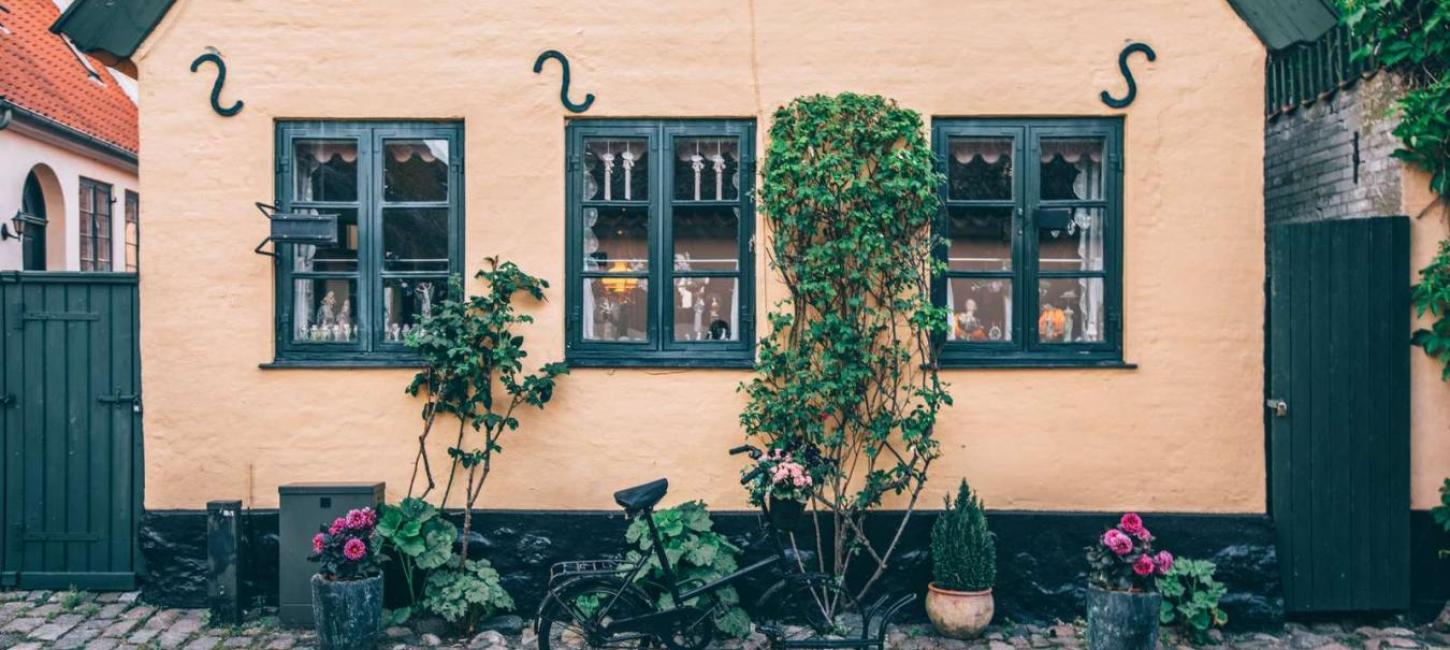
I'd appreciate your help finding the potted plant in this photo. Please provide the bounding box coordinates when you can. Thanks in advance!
[742,448,816,531]
[1085,513,1175,650]
[309,507,384,650]
[925,480,996,639]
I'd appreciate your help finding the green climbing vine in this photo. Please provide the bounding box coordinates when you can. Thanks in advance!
[1342,1,1450,378]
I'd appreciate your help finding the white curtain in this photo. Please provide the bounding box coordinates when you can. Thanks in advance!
[1046,145,1105,342]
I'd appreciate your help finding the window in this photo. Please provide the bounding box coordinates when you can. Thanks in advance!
[79,177,112,271]
[20,171,47,271]
[565,120,756,368]
[272,121,463,366]
[932,118,1123,367]
[124,190,139,272]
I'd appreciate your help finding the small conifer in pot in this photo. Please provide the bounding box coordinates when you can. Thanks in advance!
[926,480,996,639]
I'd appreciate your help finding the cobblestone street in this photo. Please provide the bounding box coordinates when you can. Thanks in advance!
[2,590,1448,649]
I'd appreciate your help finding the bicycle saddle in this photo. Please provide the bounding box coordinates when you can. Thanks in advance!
[613,478,668,512]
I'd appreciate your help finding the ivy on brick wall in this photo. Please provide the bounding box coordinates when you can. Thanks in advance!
[1342,0,1450,380]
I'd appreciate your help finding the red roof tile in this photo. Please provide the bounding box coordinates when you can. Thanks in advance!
[0,0,138,154]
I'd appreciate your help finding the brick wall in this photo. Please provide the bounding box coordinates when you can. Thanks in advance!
[1265,73,1405,224]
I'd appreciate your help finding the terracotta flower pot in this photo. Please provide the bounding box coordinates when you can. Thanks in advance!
[1085,586,1160,650]
[925,583,994,639]
[311,573,382,650]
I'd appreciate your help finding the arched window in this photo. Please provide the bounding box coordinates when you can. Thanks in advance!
[20,171,47,271]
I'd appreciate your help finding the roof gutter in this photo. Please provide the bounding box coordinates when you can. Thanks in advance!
[0,98,138,171]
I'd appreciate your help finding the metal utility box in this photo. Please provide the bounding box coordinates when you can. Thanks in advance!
[278,482,384,626]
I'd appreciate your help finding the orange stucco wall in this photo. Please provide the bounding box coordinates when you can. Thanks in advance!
[1405,168,1450,510]
[133,0,1270,511]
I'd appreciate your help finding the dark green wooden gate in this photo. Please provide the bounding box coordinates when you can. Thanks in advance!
[0,272,142,589]
[1267,217,1411,613]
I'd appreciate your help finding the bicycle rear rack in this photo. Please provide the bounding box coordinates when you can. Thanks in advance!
[547,559,638,585]
[764,592,916,649]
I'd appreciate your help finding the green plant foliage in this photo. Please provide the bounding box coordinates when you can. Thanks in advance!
[1411,240,1450,379]
[402,256,568,563]
[625,501,751,638]
[930,480,996,592]
[422,558,515,634]
[377,498,458,623]
[1156,558,1228,644]
[1342,0,1450,197]
[741,92,949,601]
[1434,477,1450,532]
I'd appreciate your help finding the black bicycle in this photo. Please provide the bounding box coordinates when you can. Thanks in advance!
[534,445,913,649]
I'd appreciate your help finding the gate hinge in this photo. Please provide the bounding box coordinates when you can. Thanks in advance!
[98,392,142,414]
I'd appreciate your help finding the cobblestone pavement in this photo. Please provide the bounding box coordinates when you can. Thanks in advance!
[2,589,1447,649]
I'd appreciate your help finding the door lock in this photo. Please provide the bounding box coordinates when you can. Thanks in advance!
[1265,399,1289,418]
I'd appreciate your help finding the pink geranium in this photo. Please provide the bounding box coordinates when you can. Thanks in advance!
[1131,553,1156,576]
[1154,550,1174,575]
[342,537,367,561]
[1119,512,1150,540]
[328,517,346,536]
[312,533,326,553]
[1101,529,1134,556]
[345,508,369,530]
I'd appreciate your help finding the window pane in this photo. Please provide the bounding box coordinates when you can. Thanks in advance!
[1038,207,1104,272]
[125,192,139,272]
[946,277,1012,342]
[384,140,449,202]
[584,207,648,272]
[382,277,448,343]
[1038,277,1105,343]
[946,206,1013,271]
[1040,138,1104,201]
[293,208,359,272]
[673,137,740,201]
[583,278,649,342]
[947,137,1013,201]
[294,139,358,202]
[584,138,648,201]
[293,278,359,343]
[673,207,739,271]
[383,207,449,272]
[674,278,738,341]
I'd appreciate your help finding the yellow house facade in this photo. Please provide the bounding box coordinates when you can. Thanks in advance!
[34,0,1449,625]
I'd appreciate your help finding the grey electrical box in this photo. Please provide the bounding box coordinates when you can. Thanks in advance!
[278,482,384,627]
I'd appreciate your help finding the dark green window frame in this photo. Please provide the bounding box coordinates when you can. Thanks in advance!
[931,117,1126,368]
[269,121,464,368]
[565,119,756,368]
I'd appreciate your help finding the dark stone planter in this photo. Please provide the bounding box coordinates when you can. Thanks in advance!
[311,574,382,650]
[768,497,805,532]
[1085,587,1160,650]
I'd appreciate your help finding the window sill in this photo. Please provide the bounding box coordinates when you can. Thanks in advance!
[260,358,424,370]
[566,356,755,370]
[931,359,1137,370]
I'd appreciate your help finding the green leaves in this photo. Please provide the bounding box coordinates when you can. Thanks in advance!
[422,558,515,633]
[1434,478,1450,533]
[1411,239,1450,380]
[931,480,996,592]
[624,501,751,638]
[1155,558,1228,644]
[375,498,459,616]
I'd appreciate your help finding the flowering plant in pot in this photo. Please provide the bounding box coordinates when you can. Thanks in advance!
[742,447,817,531]
[926,480,996,639]
[309,508,384,650]
[1084,513,1175,650]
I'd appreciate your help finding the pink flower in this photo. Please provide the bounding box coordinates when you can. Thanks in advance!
[1101,529,1134,556]
[342,537,367,561]
[1119,513,1149,540]
[1154,550,1174,575]
[312,533,326,553]
[328,518,346,535]
[345,509,369,530]
[1132,554,1156,576]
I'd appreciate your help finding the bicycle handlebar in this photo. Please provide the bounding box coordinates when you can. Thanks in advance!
[740,466,765,485]
[729,444,762,460]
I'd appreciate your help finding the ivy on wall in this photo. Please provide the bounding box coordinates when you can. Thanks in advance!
[1341,0,1450,377]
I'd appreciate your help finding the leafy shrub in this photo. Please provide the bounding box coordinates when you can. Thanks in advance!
[376,498,457,623]
[309,508,382,580]
[422,558,514,633]
[626,501,751,638]
[1411,240,1450,380]
[1434,478,1450,533]
[931,480,996,592]
[1155,558,1228,643]
[741,92,948,601]
[1086,513,1175,593]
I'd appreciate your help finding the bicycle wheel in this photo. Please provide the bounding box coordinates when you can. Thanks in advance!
[755,574,867,645]
[537,578,657,650]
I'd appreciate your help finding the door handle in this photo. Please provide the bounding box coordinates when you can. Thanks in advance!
[1265,399,1289,418]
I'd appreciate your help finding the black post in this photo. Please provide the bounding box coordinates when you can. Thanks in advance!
[207,500,246,625]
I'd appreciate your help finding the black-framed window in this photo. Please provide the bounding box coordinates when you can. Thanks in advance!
[565,120,756,368]
[78,177,112,271]
[932,118,1124,367]
[124,190,140,272]
[20,171,47,271]
[272,121,464,366]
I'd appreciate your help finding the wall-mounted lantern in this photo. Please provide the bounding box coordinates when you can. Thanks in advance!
[254,202,338,257]
[0,210,33,241]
